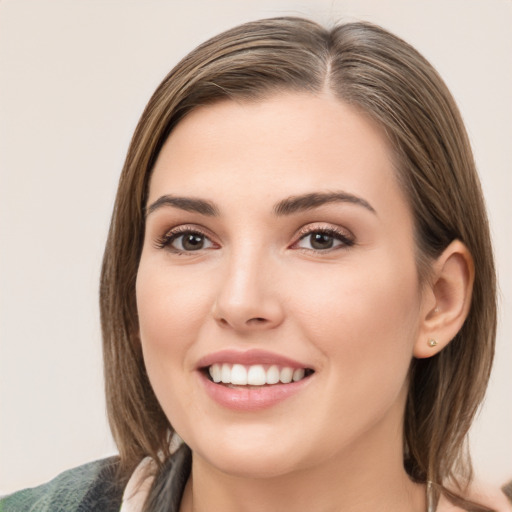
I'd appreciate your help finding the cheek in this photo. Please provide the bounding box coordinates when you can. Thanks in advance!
[136,261,211,350]
[135,261,213,417]
[290,255,421,386]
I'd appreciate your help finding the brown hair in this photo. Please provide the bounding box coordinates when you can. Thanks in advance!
[100,17,496,508]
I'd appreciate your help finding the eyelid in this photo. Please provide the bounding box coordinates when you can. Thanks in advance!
[291,223,355,251]
[153,224,218,252]
[152,222,354,254]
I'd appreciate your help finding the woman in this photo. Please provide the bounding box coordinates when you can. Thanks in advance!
[1,16,508,512]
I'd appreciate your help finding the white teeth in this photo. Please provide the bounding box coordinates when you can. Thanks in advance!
[279,367,293,384]
[208,363,310,386]
[292,368,305,382]
[266,365,280,384]
[209,363,221,383]
[247,365,266,385]
[221,364,231,384]
[231,364,248,385]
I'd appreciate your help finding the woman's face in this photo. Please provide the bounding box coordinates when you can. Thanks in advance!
[136,92,427,478]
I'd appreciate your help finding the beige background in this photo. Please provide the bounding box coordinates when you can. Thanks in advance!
[1,0,511,494]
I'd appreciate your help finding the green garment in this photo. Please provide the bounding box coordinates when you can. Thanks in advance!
[0,457,123,512]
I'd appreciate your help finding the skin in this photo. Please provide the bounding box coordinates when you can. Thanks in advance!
[136,92,472,512]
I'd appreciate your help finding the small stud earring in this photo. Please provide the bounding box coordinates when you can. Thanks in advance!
[428,338,438,347]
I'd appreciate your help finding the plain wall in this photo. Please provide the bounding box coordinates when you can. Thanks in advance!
[1,0,511,493]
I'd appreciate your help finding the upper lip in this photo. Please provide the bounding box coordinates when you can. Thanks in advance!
[196,349,311,370]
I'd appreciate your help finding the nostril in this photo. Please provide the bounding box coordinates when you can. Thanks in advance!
[247,317,267,324]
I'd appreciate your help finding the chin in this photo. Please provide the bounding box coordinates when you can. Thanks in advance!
[185,427,310,479]
[201,449,301,479]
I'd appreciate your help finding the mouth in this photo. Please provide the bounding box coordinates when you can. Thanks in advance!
[197,350,315,410]
[203,363,315,387]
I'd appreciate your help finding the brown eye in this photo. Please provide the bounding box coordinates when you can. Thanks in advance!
[309,232,335,250]
[181,233,206,250]
[295,228,354,252]
[167,231,214,252]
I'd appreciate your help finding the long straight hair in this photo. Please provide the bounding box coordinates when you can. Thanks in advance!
[99,17,496,509]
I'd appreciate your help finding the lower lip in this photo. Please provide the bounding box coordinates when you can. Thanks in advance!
[199,371,312,411]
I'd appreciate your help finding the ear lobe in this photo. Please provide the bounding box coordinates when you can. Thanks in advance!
[414,240,474,359]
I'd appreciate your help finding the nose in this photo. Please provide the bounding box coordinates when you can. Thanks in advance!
[212,248,285,332]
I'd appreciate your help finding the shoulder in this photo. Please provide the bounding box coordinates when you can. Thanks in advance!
[0,457,124,512]
[503,480,512,505]
[437,478,512,512]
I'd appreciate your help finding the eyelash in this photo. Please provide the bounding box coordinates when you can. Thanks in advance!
[154,225,214,254]
[154,224,355,255]
[293,226,355,253]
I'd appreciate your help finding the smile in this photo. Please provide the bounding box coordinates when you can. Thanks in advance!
[197,349,315,410]
[207,363,314,386]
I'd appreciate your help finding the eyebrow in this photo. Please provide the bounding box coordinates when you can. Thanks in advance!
[145,195,220,217]
[273,191,376,216]
[145,190,376,218]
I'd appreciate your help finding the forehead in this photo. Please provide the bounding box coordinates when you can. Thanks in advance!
[148,92,408,221]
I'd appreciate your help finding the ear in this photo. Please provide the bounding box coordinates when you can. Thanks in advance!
[414,240,474,359]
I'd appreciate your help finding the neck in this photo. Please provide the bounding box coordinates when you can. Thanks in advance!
[179,411,426,512]
[182,462,425,512]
